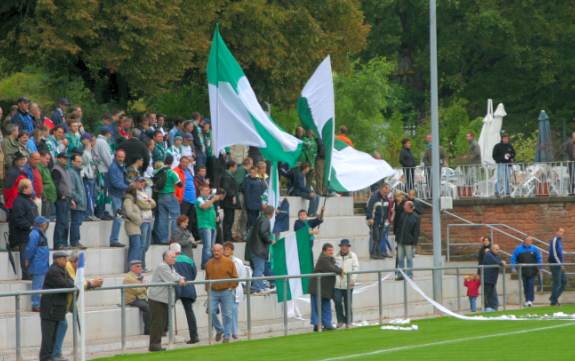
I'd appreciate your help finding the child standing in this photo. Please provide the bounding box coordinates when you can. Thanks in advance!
[464,274,481,312]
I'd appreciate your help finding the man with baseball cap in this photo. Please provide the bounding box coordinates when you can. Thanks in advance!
[492,131,516,197]
[333,239,359,328]
[12,96,34,133]
[123,260,150,335]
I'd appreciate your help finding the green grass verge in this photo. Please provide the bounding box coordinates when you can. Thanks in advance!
[95,305,575,361]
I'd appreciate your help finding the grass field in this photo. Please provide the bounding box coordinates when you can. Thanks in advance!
[96,306,575,361]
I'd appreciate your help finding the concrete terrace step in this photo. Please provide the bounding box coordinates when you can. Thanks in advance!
[284,196,355,217]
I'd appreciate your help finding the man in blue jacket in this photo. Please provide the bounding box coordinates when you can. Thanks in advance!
[549,227,567,306]
[11,96,35,134]
[511,236,542,307]
[24,216,50,311]
[107,149,128,247]
[482,244,505,311]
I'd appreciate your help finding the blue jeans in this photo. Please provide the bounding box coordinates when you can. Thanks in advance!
[83,178,96,217]
[54,198,70,248]
[52,318,67,357]
[231,301,239,337]
[379,224,393,256]
[397,244,414,278]
[109,195,124,245]
[140,222,152,269]
[153,193,179,245]
[550,265,567,305]
[250,255,267,292]
[128,234,143,266]
[200,228,217,269]
[31,273,46,308]
[469,296,477,312]
[496,163,511,195]
[522,274,535,302]
[210,289,234,339]
[301,193,320,217]
[310,294,332,328]
[69,209,84,246]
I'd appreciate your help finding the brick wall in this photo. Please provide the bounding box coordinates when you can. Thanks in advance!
[419,197,575,255]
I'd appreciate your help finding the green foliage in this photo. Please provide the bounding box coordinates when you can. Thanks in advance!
[452,116,484,161]
[511,131,538,164]
[380,111,405,167]
[146,83,209,119]
[0,70,52,106]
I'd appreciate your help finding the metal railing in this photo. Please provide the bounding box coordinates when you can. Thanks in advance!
[1,263,574,360]
[389,161,575,199]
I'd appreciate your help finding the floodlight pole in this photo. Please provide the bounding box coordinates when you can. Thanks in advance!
[430,0,443,303]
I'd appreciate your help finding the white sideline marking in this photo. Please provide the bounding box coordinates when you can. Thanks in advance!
[317,323,575,361]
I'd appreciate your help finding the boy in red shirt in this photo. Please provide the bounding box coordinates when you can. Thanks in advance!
[464,274,481,312]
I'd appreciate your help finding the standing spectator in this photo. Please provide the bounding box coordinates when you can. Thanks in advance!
[482,244,505,312]
[563,131,575,194]
[52,153,72,250]
[393,191,406,237]
[68,153,87,249]
[232,157,252,241]
[492,132,515,197]
[93,127,114,219]
[294,208,324,261]
[171,242,199,344]
[108,149,128,248]
[167,135,183,167]
[333,239,359,328]
[196,184,224,269]
[126,156,143,183]
[173,156,199,239]
[38,151,56,218]
[366,183,394,259]
[3,151,28,210]
[152,154,182,245]
[31,103,53,130]
[152,130,167,163]
[10,179,39,279]
[123,260,150,335]
[205,244,238,343]
[464,274,481,312]
[24,152,44,213]
[50,98,70,127]
[123,183,145,266]
[309,243,343,332]
[246,206,275,294]
[2,124,22,169]
[135,177,156,270]
[24,216,50,312]
[399,138,416,192]
[463,132,481,164]
[148,250,185,352]
[287,163,320,217]
[16,131,31,159]
[65,119,82,156]
[396,201,420,280]
[11,96,34,133]
[477,236,492,273]
[170,215,198,259]
[39,252,74,361]
[220,160,239,243]
[335,126,353,147]
[511,236,542,307]
[168,118,184,146]
[80,133,97,220]
[406,189,423,215]
[181,133,194,158]
[549,227,567,306]
[117,137,150,176]
[223,242,248,340]
[46,125,68,160]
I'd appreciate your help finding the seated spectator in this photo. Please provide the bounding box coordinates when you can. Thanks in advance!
[24,216,50,311]
[123,260,150,335]
[170,215,198,259]
[288,163,320,217]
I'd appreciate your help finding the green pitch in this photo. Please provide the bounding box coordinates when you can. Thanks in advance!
[96,305,575,361]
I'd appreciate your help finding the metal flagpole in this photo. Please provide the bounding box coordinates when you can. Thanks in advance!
[429,0,443,303]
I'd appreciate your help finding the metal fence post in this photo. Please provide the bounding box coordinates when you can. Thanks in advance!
[316,275,322,332]
[481,266,486,312]
[120,288,126,352]
[518,265,523,307]
[246,279,252,340]
[282,278,288,336]
[502,266,507,311]
[446,226,451,262]
[207,283,213,345]
[377,271,383,326]
[72,289,78,361]
[168,285,175,346]
[346,272,352,328]
[15,295,22,361]
[456,267,461,312]
[403,277,408,319]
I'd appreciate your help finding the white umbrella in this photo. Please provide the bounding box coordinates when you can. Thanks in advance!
[478,100,506,165]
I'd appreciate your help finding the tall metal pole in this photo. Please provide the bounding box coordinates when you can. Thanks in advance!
[430,0,443,303]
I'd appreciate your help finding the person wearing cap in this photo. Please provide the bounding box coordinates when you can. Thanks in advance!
[39,251,74,361]
[11,96,34,134]
[181,132,194,158]
[333,239,360,328]
[24,216,50,311]
[3,151,28,209]
[52,152,73,250]
[492,132,516,197]
[167,135,183,168]
[46,125,68,160]
[123,260,150,335]
[50,98,70,128]
[152,154,182,245]
[1,123,23,169]
[80,133,98,220]
[108,149,129,248]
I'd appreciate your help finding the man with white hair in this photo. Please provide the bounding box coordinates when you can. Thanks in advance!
[148,250,185,352]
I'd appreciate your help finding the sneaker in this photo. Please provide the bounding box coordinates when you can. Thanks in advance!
[336,323,344,329]
[32,307,40,312]
[110,243,126,248]
[215,331,223,342]
[313,325,319,332]
[100,214,114,221]
[232,335,238,340]
[187,337,200,344]
[74,243,87,250]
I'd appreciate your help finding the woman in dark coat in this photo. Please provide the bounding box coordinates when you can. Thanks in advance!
[9,178,39,280]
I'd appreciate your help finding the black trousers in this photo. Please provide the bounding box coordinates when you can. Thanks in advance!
[129,299,150,334]
[40,318,59,361]
[180,201,200,240]
[149,300,168,349]
[247,209,260,230]
[223,207,235,242]
[180,298,198,340]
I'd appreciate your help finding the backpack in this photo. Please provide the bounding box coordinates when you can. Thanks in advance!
[152,167,169,194]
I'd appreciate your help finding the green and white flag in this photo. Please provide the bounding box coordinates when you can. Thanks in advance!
[207,26,302,166]
[298,56,395,191]
[271,226,313,302]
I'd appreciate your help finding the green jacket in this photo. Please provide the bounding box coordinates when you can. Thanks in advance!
[300,136,318,168]
[39,164,57,202]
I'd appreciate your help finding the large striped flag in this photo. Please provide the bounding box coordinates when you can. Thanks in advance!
[207,25,302,166]
[75,252,86,361]
[271,225,314,302]
[297,56,395,191]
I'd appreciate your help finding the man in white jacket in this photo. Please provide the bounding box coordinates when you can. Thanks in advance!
[223,241,250,340]
[333,239,359,328]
